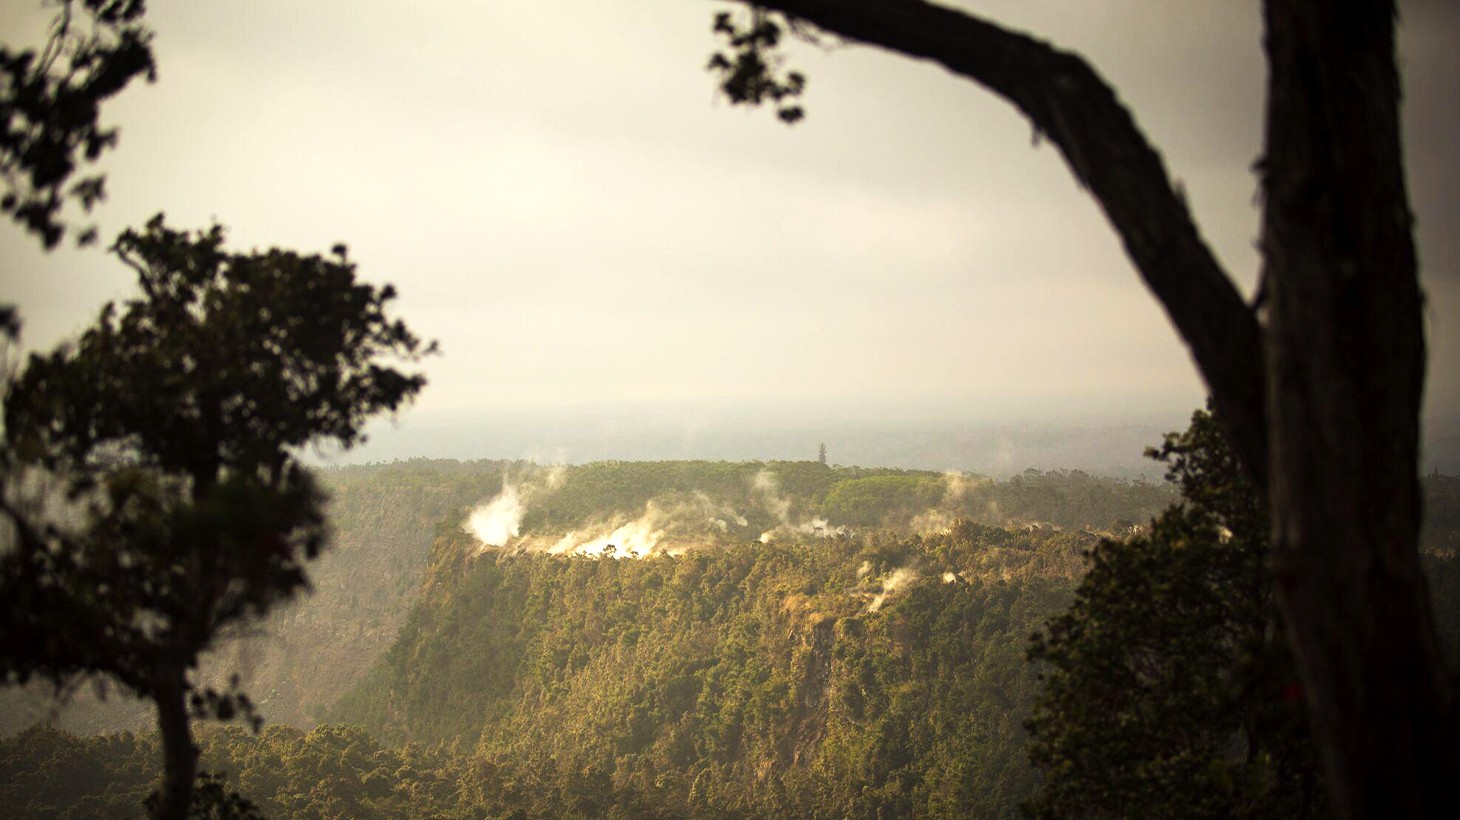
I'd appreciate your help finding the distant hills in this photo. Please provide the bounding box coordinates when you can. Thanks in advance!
[330,410,1460,478]
[1,458,1173,737]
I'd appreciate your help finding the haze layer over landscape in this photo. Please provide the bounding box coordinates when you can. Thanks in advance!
[2,1,1458,472]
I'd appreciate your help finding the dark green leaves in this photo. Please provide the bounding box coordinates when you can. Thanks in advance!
[1024,407,1323,817]
[7,215,434,482]
[0,215,431,736]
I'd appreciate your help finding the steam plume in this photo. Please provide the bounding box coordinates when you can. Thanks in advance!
[545,493,743,559]
[753,469,845,542]
[868,567,918,612]
[465,483,524,548]
[462,466,564,552]
[752,470,792,523]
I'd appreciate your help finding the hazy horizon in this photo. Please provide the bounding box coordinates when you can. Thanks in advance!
[317,405,1460,480]
[4,1,1458,476]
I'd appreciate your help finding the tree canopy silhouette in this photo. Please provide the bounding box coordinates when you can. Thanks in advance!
[1026,407,1323,817]
[0,0,154,249]
[0,215,433,819]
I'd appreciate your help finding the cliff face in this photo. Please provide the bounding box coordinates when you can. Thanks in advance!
[3,458,1166,739]
[331,525,1086,817]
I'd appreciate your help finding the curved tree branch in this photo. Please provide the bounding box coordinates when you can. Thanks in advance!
[724,0,1268,484]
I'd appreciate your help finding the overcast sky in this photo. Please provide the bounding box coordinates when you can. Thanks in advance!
[2,1,1457,469]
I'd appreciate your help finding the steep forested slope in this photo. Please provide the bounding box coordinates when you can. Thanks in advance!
[331,525,1089,817]
[0,459,1172,737]
[3,464,1459,817]
[231,460,527,725]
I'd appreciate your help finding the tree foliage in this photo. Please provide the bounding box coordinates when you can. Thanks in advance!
[0,456,1174,741]
[1026,408,1322,817]
[0,215,432,817]
[706,7,808,124]
[0,0,155,248]
[0,723,464,819]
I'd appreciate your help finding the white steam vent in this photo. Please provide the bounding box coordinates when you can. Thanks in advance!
[868,567,918,612]
[464,482,525,549]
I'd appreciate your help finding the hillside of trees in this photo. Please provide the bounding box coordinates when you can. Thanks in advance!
[1,459,1173,738]
[0,459,518,736]
[2,522,1095,817]
[4,459,1458,817]
[329,525,1089,817]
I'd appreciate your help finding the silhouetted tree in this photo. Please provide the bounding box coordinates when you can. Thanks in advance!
[0,215,434,819]
[0,0,154,248]
[703,4,1453,813]
[1026,407,1322,817]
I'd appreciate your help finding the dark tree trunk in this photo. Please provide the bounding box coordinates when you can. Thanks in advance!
[1261,1,1458,815]
[720,0,1459,814]
[154,661,198,820]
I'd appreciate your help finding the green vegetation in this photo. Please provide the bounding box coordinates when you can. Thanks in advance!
[0,216,431,817]
[709,4,1449,810]
[0,459,525,737]
[1025,410,1460,818]
[4,453,1459,818]
[0,723,464,819]
[230,459,530,729]
[3,457,1168,739]
[518,459,1174,537]
[820,474,943,528]
[0,0,154,249]
[1026,409,1322,817]
[5,525,1090,818]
